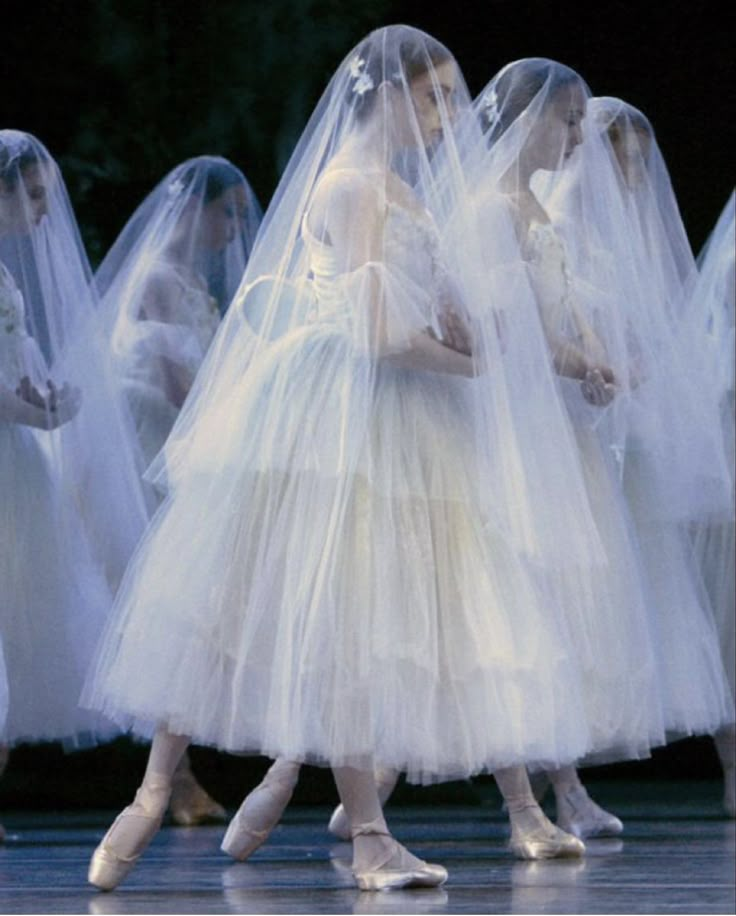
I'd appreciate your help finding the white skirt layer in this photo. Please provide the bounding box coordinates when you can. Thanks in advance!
[84,326,595,783]
[0,425,114,747]
[693,519,735,708]
[124,379,180,470]
[542,383,666,765]
[624,449,735,736]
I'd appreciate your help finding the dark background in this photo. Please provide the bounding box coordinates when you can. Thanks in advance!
[4,0,734,262]
[1,0,732,809]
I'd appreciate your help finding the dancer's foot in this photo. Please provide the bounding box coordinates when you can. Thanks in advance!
[170,766,226,827]
[221,759,300,860]
[556,785,623,839]
[509,804,585,860]
[351,818,447,891]
[328,767,399,841]
[88,779,171,891]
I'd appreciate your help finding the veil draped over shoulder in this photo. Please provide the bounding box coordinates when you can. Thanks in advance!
[0,130,149,589]
[95,156,261,492]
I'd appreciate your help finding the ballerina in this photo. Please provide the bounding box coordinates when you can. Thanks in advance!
[0,130,138,838]
[82,27,612,891]
[687,192,735,816]
[93,156,261,827]
[571,98,734,747]
[465,60,675,839]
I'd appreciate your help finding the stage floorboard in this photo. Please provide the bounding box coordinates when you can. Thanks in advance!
[0,781,733,914]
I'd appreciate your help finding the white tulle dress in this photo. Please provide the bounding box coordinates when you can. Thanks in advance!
[0,262,112,747]
[84,189,593,784]
[526,220,732,743]
[114,259,221,467]
[523,221,666,762]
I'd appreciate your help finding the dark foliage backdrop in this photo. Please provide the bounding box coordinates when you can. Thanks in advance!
[0,0,732,807]
[4,0,734,262]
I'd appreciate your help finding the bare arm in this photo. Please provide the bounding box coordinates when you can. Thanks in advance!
[138,270,199,405]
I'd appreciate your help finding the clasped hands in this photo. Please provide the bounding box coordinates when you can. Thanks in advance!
[16,376,82,427]
[580,366,616,407]
[437,308,473,356]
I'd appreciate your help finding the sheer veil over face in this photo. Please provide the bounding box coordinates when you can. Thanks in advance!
[465,60,733,754]
[468,69,730,523]
[0,130,148,588]
[94,156,261,488]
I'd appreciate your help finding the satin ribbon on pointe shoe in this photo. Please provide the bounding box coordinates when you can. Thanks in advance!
[509,804,586,860]
[88,779,171,891]
[351,818,448,891]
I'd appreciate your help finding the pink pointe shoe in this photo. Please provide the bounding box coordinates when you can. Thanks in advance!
[221,759,300,860]
[509,806,586,860]
[351,819,448,891]
[88,780,171,891]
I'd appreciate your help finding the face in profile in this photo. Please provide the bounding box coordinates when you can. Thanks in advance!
[407,59,457,149]
[197,185,243,252]
[527,82,587,171]
[0,163,49,234]
[609,123,651,189]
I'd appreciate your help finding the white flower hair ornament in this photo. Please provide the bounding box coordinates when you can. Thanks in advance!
[167,177,186,199]
[348,55,375,97]
[481,88,501,130]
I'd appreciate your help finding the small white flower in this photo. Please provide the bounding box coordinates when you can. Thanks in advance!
[353,72,375,96]
[168,177,186,198]
[348,55,365,78]
[481,88,500,128]
[347,54,374,96]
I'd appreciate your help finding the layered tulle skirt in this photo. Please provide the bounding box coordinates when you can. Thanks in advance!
[540,383,666,765]
[84,324,599,783]
[624,446,734,736]
[0,424,113,747]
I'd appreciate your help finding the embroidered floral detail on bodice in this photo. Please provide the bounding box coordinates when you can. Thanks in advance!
[303,199,449,332]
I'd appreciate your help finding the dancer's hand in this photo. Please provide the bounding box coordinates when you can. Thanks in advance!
[439,309,473,356]
[581,367,616,406]
[15,376,47,409]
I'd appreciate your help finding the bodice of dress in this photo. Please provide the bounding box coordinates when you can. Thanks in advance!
[523,220,613,370]
[523,221,582,342]
[117,259,220,387]
[158,262,220,355]
[302,196,449,340]
[0,260,47,389]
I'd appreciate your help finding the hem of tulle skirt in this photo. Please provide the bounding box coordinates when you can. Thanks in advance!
[83,699,592,787]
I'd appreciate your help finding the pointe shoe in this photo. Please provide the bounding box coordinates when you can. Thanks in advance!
[169,769,227,827]
[510,813,585,860]
[221,760,299,861]
[351,822,448,891]
[556,786,623,839]
[88,781,171,891]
